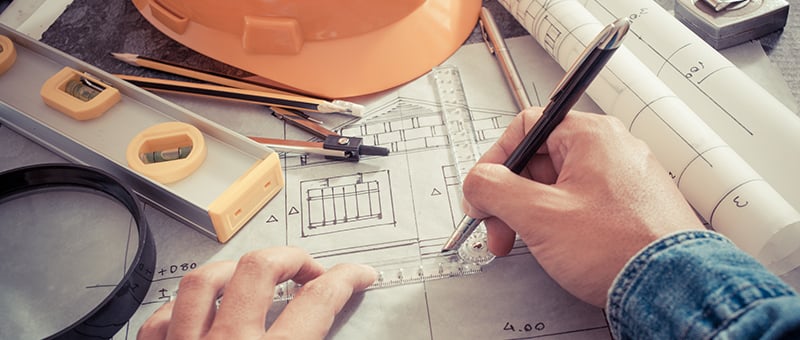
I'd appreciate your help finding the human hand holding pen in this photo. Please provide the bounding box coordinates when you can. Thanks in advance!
[461,109,705,307]
[441,17,631,252]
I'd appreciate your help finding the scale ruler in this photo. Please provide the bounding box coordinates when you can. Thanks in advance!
[272,253,484,302]
[268,239,495,302]
[431,64,495,261]
[197,251,487,303]
[431,65,483,183]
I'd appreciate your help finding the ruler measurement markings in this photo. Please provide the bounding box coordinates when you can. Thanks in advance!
[433,65,483,184]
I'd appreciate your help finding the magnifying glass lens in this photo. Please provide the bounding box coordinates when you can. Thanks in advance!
[0,186,139,339]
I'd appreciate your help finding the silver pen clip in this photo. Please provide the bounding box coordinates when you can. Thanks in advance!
[479,19,496,55]
[549,18,630,100]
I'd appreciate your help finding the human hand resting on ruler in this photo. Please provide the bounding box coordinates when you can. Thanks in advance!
[461,108,705,307]
[137,246,376,339]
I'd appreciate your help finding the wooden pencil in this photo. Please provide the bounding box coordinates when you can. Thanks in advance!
[112,52,364,116]
[116,74,364,116]
[111,52,295,95]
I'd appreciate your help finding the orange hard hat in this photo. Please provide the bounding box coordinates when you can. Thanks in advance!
[132,0,482,98]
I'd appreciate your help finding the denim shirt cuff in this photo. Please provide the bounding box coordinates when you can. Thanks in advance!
[605,230,798,339]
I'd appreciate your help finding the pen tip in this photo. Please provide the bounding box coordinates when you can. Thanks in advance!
[440,241,459,253]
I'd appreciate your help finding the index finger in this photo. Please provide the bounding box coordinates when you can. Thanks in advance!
[209,247,325,338]
[477,107,545,165]
[265,263,377,339]
[475,108,558,183]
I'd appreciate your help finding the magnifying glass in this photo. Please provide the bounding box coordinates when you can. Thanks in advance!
[0,164,156,339]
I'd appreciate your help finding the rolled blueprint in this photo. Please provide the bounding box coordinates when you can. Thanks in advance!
[498,0,800,274]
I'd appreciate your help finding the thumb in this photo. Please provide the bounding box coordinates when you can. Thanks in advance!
[462,163,556,229]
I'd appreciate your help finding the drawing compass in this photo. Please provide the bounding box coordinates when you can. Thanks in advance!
[250,106,389,161]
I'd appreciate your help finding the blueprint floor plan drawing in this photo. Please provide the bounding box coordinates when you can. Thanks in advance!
[0,25,613,336]
[96,33,611,339]
[9,0,800,337]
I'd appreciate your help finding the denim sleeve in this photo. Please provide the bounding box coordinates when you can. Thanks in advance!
[606,230,800,339]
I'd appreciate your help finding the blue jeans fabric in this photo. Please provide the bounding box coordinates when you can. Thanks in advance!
[606,230,800,339]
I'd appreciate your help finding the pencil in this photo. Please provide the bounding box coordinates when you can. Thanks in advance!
[115,74,365,116]
[111,52,296,95]
[111,52,364,116]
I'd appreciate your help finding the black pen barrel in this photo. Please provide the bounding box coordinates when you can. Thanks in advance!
[503,47,618,174]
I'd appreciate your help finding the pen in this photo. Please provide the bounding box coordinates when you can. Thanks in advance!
[441,17,631,253]
[479,7,532,110]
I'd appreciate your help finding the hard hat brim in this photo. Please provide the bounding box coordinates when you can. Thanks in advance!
[133,0,482,98]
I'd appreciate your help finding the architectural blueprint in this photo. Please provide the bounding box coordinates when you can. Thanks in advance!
[127,1,800,337]
[1,0,800,339]
[105,35,611,339]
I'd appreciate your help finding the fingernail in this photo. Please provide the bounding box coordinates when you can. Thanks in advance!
[461,199,474,217]
[359,264,378,279]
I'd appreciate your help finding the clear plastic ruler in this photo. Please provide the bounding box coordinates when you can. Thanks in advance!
[268,66,496,302]
[272,253,485,302]
[431,64,495,267]
[431,65,483,184]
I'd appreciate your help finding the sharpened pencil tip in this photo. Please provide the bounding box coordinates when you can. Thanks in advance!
[110,52,139,66]
[327,100,365,117]
[316,100,365,117]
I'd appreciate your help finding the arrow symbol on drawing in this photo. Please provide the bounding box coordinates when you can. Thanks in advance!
[288,207,300,215]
